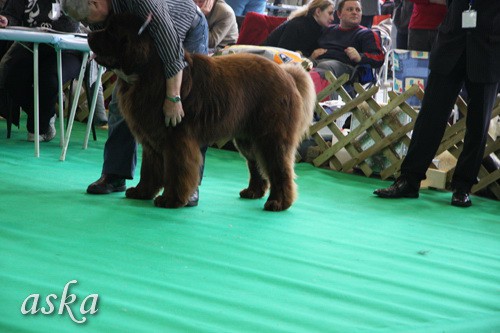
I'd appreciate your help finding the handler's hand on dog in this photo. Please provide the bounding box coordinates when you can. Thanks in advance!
[163,100,184,127]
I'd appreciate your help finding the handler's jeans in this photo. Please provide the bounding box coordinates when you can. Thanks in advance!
[102,11,208,180]
[225,0,266,16]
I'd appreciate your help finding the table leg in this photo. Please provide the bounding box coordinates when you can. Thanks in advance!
[83,65,104,149]
[59,52,89,161]
[56,49,65,147]
[33,43,39,157]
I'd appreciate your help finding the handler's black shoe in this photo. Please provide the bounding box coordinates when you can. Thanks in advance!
[373,178,419,198]
[451,190,472,207]
[185,188,199,207]
[87,174,126,194]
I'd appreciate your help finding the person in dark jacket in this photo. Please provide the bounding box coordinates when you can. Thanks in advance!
[314,0,385,79]
[262,0,334,58]
[374,0,500,207]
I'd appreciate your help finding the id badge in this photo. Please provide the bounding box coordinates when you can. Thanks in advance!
[462,10,477,28]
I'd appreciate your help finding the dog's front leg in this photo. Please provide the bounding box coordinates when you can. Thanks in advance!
[154,136,201,208]
[126,144,162,200]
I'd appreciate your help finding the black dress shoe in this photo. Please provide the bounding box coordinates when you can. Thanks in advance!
[451,190,472,207]
[185,188,199,207]
[87,174,126,194]
[373,178,419,198]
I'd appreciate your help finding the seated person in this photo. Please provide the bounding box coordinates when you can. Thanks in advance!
[225,0,266,16]
[408,0,447,52]
[0,0,82,142]
[313,0,385,81]
[262,0,335,58]
[195,0,238,52]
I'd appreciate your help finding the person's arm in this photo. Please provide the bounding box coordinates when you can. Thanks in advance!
[164,70,184,127]
[207,7,236,49]
[131,1,185,79]
[351,29,385,68]
[310,48,327,60]
[129,0,189,127]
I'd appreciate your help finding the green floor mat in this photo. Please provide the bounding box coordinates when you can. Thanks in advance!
[1,119,499,332]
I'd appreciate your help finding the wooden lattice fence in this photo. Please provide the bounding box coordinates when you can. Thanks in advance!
[308,71,500,199]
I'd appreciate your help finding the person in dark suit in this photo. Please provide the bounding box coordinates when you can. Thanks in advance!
[374,0,500,207]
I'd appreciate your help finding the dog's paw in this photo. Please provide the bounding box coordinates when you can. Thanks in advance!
[154,195,186,208]
[240,188,266,199]
[264,199,290,212]
[125,187,155,200]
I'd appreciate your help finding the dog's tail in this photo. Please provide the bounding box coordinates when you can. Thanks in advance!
[282,63,316,137]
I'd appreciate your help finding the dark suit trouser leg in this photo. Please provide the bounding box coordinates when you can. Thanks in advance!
[451,80,498,191]
[400,66,465,186]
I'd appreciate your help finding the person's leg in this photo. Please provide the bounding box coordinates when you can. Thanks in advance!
[242,0,267,15]
[451,80,498,192]
[400,70,464,185]
[316,59,354,79]
[87,85,135,194]
[408,29,432,52]
[102,87,137,179]
[37,47,82,136]
[174,10,209,205]
[374,53,466,198]
[3,43,35,132]
[396,31,408,49]
[316,59,355,96]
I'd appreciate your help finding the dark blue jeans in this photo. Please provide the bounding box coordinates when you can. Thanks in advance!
[225,0,266,16]
[102,12,208,179]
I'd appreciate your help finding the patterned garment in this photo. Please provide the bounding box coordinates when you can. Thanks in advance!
[0,0,79,32]
[106,0,199,79]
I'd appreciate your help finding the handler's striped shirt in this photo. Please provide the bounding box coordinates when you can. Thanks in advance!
[105,0,197,79]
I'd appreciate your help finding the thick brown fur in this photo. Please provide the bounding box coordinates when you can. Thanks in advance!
[88,13,316,211]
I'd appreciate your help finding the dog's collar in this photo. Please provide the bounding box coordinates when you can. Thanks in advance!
[113,69,139,84]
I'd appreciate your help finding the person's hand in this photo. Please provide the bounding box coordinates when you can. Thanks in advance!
[200,0,215,16]
[163,99,184,127]
[0,15,9,28]
[310,48,327,60]
[345,47,361,63]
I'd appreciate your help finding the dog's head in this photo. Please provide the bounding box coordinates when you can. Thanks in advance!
[88,13,156,75]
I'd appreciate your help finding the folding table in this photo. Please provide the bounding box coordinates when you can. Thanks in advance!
[0,27,103,160]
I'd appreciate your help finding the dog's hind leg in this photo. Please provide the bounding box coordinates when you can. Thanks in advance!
[256,140,297,211]
[154,135,201,208]
[126,144,163,200]
[234,138,269,199]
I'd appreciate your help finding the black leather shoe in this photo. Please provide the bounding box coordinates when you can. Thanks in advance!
[87,174,126,194]
[373,178,419,198]
[451,190,472,207]
[185,188,199,207]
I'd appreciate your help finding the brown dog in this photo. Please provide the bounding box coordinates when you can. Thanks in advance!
[88,13,316,211]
